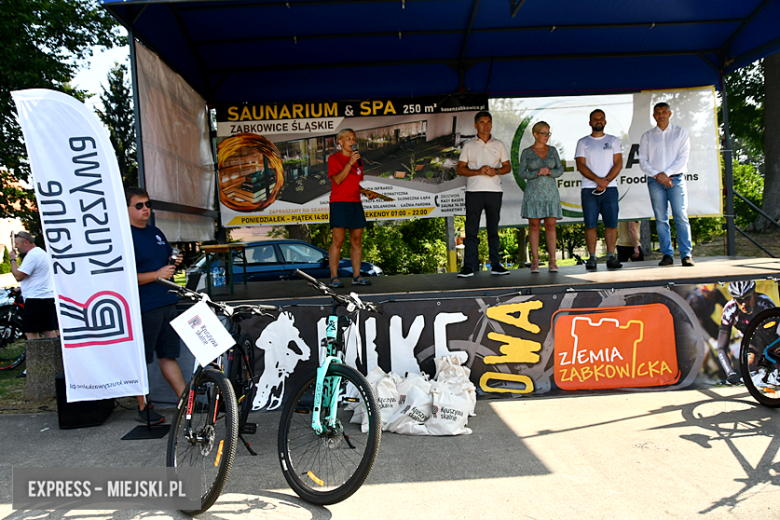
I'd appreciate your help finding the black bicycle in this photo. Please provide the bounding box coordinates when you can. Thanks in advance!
[0,287,25,371]
[156,278,278,515]
[277,269,382,505]
[739,307,780,407]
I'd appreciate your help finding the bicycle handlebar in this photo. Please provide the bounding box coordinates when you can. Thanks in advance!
[154,278,279,317]
[294,269,382,314]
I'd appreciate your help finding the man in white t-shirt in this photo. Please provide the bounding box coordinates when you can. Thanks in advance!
[8,231,58,339]
[456,111,512,278]
[575,109,624,270]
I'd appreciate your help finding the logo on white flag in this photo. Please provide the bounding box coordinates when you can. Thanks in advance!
[58,291,133,348]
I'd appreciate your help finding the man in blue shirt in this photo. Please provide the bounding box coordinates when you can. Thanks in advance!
[127,187,185,424]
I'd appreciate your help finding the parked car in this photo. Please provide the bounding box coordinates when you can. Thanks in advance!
[185,239,383,290]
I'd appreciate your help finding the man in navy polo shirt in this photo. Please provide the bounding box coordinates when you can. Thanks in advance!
[126,187,185,425]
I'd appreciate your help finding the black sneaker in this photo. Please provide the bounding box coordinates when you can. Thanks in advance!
[606,257,622,269]
[585,257,597,270]
[491,264,509,276]
[658,255,674,266]
[726,372,741,385]
[136,408,165,425]
[457,266,474,278]
[681,256,695,267]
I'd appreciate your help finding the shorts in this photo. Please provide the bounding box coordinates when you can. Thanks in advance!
[21,298,59,333]
[141,304,181,364]
[617,245,645,263]
[330,201,366,229]
[581,187,619,229]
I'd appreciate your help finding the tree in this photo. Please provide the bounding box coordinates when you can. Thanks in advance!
[95,62,137,187]
[722,51,780,231]
[0,0,124,225]
[723,60,765,165]
[762,52,780,229]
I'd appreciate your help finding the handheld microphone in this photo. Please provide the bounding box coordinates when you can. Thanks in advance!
[170,247,180,266]
[351,144,363,168]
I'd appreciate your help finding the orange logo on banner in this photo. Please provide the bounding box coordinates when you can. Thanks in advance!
[553,304,680,390]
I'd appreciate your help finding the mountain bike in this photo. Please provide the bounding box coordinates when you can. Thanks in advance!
[739,307,780,407]
[0,287,25,371]
[155,278,278,515]
[277,269,382,505]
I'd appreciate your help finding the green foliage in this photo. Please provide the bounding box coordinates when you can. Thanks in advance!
[95,63,137,187]
[722,60,765,164]
[1,0,123,226]
[362,219,447,274]
[690,217,722,244]
[0,246,10,274]
[557,223,586,259]
[732,162,764,228]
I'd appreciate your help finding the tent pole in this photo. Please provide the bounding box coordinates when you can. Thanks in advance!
[128,30,146,191]
[720,74,736,256]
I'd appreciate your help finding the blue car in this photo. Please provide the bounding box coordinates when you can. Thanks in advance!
[186,239,382,289]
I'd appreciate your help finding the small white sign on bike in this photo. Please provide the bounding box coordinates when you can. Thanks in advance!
[170,301,236,367]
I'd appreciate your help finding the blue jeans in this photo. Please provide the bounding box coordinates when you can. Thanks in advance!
[647,175,692,258]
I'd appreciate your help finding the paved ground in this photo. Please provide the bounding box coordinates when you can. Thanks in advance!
[1,385,779,520]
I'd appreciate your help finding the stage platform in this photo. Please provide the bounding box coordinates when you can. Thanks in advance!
[203,256,780,304]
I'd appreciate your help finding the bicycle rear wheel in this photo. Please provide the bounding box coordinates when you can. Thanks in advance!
[167,368,239,514]
[230,334,256,432]
[740,308,780,408]
[0,317,25,371]
[278,363,381,505]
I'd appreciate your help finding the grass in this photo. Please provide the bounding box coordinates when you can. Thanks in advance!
[0,338,30,412]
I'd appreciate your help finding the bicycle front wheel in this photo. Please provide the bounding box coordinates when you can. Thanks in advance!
[0,317,25,370]
[167,368,239,514]
[740,308,780,408]
[278,363,381,505]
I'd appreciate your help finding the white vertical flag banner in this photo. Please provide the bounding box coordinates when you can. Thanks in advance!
[12,89,149,402]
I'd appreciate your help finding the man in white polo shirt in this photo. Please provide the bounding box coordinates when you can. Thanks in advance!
[456,111,512,278]
[8,231,58,339]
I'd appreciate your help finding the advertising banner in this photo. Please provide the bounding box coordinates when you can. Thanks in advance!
[12,89,148,402]
[215,87,720,228]
[215,94,488,227]
[492,86,722,225]
[235,279,780,410]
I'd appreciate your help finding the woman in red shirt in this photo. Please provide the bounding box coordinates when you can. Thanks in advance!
[328,128,371,287]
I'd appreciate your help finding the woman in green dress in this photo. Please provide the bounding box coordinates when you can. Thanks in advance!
[518,121,564,273]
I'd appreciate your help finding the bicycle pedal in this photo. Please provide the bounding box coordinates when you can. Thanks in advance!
[240,423,257,435]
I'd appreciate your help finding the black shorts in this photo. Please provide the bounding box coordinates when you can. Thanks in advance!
[330,201,366,229]
[141,304,181,364]
[21,298,58,333]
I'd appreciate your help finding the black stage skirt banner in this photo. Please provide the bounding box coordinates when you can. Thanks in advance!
[214,87,720,228]
[237,279,779,411]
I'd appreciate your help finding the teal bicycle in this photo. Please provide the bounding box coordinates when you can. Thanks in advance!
[277,269,382,505]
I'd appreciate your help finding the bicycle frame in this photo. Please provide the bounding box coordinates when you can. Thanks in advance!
[311,306,356,434]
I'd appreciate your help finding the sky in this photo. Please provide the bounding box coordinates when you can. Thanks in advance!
[72,44,130,110]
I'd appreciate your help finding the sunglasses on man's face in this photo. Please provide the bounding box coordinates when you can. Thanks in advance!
[130,201,152,210]
[736,297,750,305]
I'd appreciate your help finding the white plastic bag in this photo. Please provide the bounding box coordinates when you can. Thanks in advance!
[396,372,431,409]
[385,381,432,435]
[434,355,471,382]
[374,375,401,427]
[426,381,473,435]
